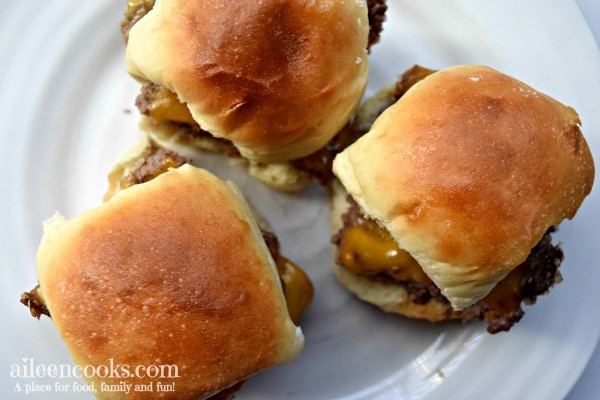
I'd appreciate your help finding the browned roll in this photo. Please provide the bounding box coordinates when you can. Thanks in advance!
[125,0,370,164]
[30,164,306,399]
[331,65,594,328]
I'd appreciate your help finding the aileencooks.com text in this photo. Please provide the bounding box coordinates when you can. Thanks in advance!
[10,357,180,380]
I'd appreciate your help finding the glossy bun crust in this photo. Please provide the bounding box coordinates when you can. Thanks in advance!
[36,165,303,399]
[126,0,370,163]
[333,65,594,310]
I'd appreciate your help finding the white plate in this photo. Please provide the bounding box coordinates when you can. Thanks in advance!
[1,1,599,399]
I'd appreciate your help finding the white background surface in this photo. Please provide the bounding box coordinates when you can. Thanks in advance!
[568,2,599,399]
[1,1,599,399]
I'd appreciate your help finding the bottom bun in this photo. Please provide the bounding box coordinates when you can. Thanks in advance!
[139,116,310,192]
[333,262,456,322]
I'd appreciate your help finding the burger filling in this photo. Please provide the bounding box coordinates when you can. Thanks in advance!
[332,195,564,333]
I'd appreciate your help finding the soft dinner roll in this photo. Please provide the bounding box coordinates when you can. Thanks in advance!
[126,0,370,163]
[333,65,594,312]
[30,164,305,399]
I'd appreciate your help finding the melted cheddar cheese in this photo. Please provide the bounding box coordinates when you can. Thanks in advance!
[481,265,525,318]
[274,255,314,324]
[339,225,431,284]
[141,85,196,125]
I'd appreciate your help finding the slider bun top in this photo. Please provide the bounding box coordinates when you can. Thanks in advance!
[333,65,595,310]
[36,164,303,400]
[126,0,370,163]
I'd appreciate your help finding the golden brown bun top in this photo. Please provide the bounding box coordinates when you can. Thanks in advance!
[333,65,595,310]
[126,0,369,163]
[36,164,303,400]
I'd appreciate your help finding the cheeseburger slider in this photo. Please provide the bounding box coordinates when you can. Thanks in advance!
[331,65,594,333]
[120,0,387,191]
[21,139,313,399]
